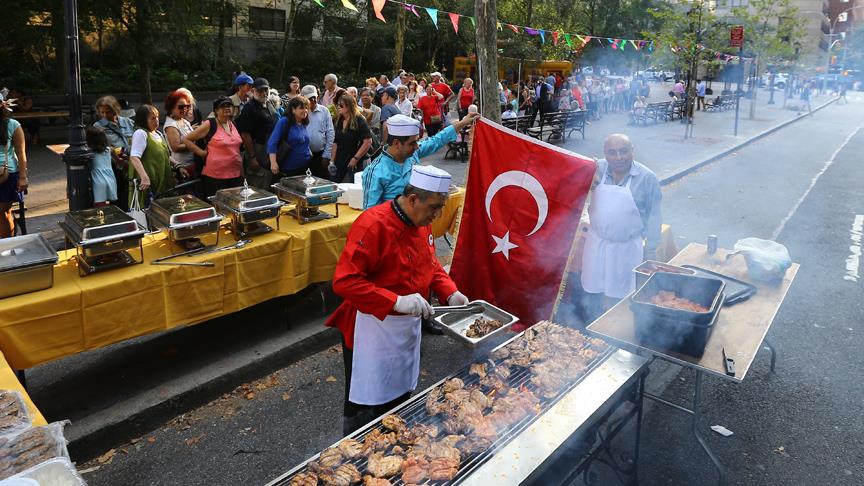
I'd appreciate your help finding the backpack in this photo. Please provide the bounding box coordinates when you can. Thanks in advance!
[194,117,218,167]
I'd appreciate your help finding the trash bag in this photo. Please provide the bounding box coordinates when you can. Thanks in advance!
[733,238,792,282]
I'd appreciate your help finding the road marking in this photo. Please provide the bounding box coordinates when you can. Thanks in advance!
[845,215,864,282]
[771,127,862,240]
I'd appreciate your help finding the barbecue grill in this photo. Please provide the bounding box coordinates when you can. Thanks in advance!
[209,182,283,240]
[267,323,649,486]
[271,170,343,224]
[59,205,146,276]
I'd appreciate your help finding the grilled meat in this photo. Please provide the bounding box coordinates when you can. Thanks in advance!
[320,463,361,486]
[367,453,403,478]
[399,422,441,445]
[470,388,492,409]
[381,414,407,433]
[289,471,318,486]
[457,435,493,454]
[318,446,344,468]
[649,290,708,312]
[469,362,487,378]
[363,475,390,486]
[442,377,464,393]
[479,374,507,393]
[492,364,511,379]
[337,439,364,459]
[441,417,466,435]
[390,445,405,456]
[465,317,504,338]
[490,347,510,360]
[438,434,466,448]
[401,457,429,484]
[425,388,452,416]
[362,429,397,454]
[428,457,460,481]
[444,388,471,405]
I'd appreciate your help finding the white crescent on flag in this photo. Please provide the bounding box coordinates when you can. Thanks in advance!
[484,170,550,259]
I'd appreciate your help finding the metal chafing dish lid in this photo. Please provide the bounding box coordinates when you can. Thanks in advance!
[62,205,141,242]
[149,194,219,226]
[279,169,338,195]
[0,234,58,272]
[213,182,280,211]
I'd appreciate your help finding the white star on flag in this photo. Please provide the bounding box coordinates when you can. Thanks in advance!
[491,231,519,260]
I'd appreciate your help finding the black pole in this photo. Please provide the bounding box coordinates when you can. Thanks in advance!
[734,46,743,137]
[62,0,92,211]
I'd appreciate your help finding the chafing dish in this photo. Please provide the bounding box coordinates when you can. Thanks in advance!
[271,170,343,224]
[434,299,519,348]
[209,182,283,239]
[0,234,58,298]
[147,194,222,246]
[59,205,145,275]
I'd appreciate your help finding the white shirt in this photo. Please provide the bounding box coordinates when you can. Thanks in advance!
[163,117,194,166]
[396,98,414,116]
[130,129,165,158]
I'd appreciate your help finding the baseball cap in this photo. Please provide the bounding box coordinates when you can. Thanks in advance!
[382,87,397,99]
[430,71,442,78]
[212,96,232,111]
[252,77,270,90]
[233,72,253,86]
[300,85,318,99]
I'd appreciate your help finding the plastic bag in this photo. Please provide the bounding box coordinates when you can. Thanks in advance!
[126,181,149,232]
[11,458,86,486]
[733,238,791,282]
[0,392,32,439]
[0,421,71,480]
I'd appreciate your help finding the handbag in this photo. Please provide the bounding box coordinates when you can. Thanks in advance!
[127,180,150,231]
[0,135,10,185]
[429,114,443,125]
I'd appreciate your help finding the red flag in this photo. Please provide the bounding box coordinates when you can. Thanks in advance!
[450,119,595,327]
[448,12,460,34]
[372,0,386,22]
[552,31,559,46]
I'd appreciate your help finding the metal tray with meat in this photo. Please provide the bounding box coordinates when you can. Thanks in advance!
[267,321,614,486]
[433,300,519,348]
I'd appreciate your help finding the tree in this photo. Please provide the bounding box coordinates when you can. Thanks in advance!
[475,0,500,122]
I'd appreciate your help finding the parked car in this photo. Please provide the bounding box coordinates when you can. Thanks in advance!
[638,67,674,81]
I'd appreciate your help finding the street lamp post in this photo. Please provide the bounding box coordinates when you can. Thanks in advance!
[823,5,864,94]
[62,0,92,211]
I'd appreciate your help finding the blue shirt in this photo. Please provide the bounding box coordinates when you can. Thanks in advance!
[2,119,21,172]
[267,118,311,172]
[306,104,334,159]
[362,125,457,209]
[697,82,706,97]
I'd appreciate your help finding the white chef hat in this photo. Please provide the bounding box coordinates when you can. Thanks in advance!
[409,165,451,193]
[386,114,422,137]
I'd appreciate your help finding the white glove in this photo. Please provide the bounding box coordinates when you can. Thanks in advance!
[447,291,469,306]
[394,293,433,319]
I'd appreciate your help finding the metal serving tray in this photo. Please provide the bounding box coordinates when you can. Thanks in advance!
[271,183,343,206]
[210,197,281,225]
[0,234,58,298]
[434,299,519,348]
[62,205,139,242]
[279,172,338,196]
[212,185,281,211]
[148,195,223,241]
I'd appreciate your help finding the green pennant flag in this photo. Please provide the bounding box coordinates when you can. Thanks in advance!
[564,33,572,47]
[470,17,475,29]
[313,0,324,6]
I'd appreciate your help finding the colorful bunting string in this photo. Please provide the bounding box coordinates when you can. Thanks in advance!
[426,7,438,29]
[448,12,460,34]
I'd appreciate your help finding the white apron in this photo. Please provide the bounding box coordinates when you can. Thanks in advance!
[581,172,645,299]
[349,311,422,405]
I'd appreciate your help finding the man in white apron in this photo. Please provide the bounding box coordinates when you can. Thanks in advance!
[327,160,470,435]
[581,134,662,322]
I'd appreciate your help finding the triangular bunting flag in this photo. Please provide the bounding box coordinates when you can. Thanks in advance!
[582,35,591,46]
[631,40,639,49]
[405,4,420,18]
[426,7,438,29]
[340,0,359,12]
[507,24,519,34]
[470,17,475,29]
[539,30,545,44]
[524,28,539,35]
[552,31,559,46]
[497,21,503,31]
[372,0,386,22]
[313,0,324,7]
[564,33,573,47]
[448,12,459,34]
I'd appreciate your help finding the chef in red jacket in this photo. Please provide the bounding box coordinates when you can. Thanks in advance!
[327,162,469,434]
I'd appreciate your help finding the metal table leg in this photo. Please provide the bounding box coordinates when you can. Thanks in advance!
[763,339,777,372]
[693,370,727,485]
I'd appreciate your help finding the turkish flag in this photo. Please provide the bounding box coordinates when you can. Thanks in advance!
[450,119,596,327]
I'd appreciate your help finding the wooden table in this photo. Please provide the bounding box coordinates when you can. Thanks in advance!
[587,243,799,484]
[46,144,70,156]
[14,111,69,120]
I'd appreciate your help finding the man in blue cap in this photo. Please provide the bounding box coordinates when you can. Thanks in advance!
[230,72,254,120]
[362,112,478,209]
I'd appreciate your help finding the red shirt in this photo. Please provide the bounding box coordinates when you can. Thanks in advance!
[326,200,458,348]
[458,87,474,109]
[432,82,453,100]
[417,95,442,124]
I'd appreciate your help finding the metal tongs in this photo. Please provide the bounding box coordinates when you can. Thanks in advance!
[432,303,485,316]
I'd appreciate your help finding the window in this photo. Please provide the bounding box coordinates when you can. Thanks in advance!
[249,6,285,32]
[838,12,849,22]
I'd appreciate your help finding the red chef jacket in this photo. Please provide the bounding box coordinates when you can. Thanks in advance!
[326,198,458,349]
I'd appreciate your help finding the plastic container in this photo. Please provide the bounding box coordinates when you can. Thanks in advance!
[630,272,726,357]
[0,392,32,438]
[0,422,71,480]
[12,458,86,486]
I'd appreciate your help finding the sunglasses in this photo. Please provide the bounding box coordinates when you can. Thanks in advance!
[177,104,191,110]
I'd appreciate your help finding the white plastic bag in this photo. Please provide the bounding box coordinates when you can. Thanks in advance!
[733,238,791,282]
[127,181,149,232]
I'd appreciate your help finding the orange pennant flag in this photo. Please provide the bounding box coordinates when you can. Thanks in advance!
[448,12,459,34]
[508,24,519,34]
[372,0,386,22]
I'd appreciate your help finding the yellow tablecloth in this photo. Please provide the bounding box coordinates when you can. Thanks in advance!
[0,190,465,370]
[0,351,46,425]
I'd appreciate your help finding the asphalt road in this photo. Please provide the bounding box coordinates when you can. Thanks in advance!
[75,99,864,485]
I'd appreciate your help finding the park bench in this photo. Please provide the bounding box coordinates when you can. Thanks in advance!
[501,114,533,134]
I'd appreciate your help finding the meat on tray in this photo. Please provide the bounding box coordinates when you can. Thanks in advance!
[465,317,504,338]
[283,321,611,486]
[649,290,708,312]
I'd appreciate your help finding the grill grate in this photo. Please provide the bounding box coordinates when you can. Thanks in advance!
[271,328,612,486]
